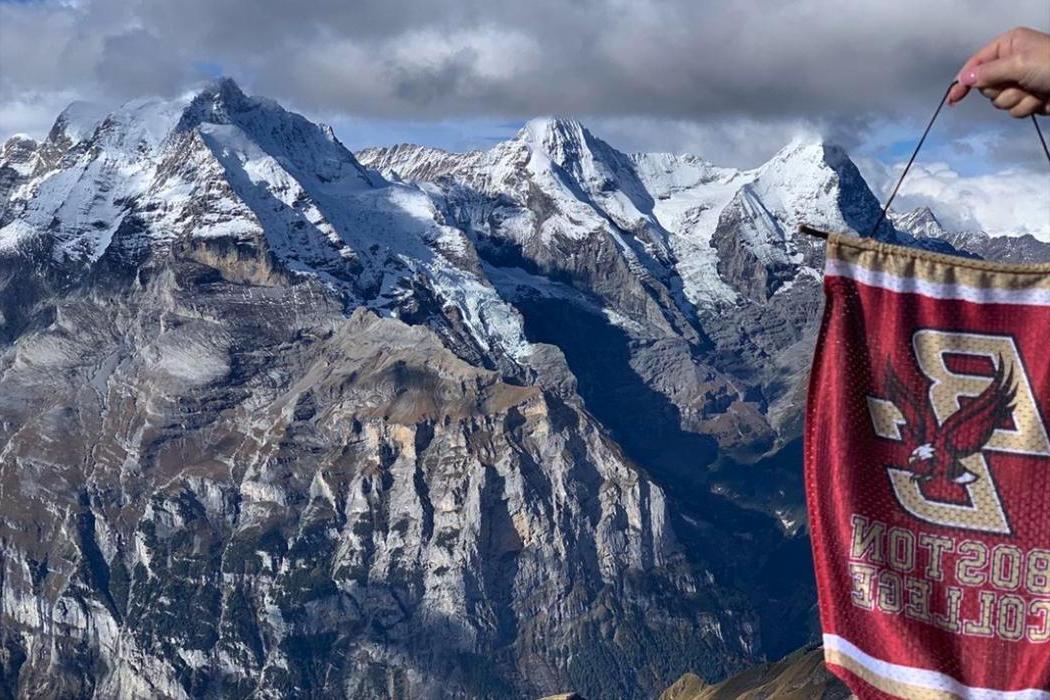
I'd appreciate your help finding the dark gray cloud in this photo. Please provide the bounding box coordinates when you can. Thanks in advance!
[1,0,1048,165]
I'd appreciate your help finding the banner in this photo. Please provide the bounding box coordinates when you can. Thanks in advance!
[805,234,1050,698]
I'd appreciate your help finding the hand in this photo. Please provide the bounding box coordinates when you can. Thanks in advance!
[947,27,1050,118]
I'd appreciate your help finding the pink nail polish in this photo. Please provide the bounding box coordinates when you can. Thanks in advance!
[961,70,977,86]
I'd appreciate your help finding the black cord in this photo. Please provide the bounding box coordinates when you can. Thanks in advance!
[869,81,957,237]
[869,82,1050,238]
[1033,115,1050,166]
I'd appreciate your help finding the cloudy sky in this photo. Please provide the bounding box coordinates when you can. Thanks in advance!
[2,0,1048,236]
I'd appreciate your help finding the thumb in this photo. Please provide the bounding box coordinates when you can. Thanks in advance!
[965,55,1023,89]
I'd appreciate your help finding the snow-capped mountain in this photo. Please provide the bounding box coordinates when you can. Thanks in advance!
[890,205,946,239]
[1,79,533,372]
[892,205,1050,264]
[363,119,896,310]
[359,118,905,457]
[0,81,987,699]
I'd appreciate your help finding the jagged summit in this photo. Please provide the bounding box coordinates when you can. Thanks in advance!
[27,78,351,170]
[759,137,858,186]
[909,205,939,221]
[195,75,247,99]
[519,116,592,154]
[517,115,626,173]
[891,205,946,238]
[767,134,844,160]
[4,81,1013,700]
[1,134,35,146]
[0,79,528,367]
[1,87,769,700]
[510,115,663,238]
[0,77,384,261]
[0,135,37,161]
[174,76,255,130]
[749,136,891,239]
[173,77,313,137]
[49,100,110,144]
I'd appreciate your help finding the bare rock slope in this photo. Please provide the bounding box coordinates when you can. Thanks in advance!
[660,646,851,700]
[5,80,1026,699]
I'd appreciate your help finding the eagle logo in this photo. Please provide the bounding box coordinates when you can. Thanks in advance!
[882,356,1017,487]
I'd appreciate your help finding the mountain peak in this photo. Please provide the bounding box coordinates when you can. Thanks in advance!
[176,77,255,132]
[47,100,109,146]
[192,77,255,110]
[198,76,245,97]
[908,205,939,222]
[766,136,849,170]
[512,116,657,217]
[757,138,849,192]
[748,137,891,238]
[892,205,946,238]
[515,116,633,175]
[522,115,586,137]
[2,134,37,150]
[517,116,595,158]
[1,134,38,173]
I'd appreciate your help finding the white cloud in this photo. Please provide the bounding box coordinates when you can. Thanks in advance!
[0,91,82,141]
[391,28,541,83]
[889,162,1050,240]
[3,0,1048,128]
[2,0,1047,244]
[585,115,829,168]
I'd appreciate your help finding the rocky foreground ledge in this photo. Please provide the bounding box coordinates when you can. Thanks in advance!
[660,646,851,700]
[539,645,852,700]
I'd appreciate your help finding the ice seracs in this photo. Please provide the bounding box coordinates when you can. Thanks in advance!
[383,128,898,309]
[0,78,533,365]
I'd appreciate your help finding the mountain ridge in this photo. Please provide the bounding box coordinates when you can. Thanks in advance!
[2,79,1042,700]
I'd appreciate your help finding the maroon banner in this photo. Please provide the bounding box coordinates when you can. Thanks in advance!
[805,234,1050,698]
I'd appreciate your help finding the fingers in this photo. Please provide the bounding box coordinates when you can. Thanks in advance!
[948,83,971,104]
[948,27,1027,105]
[1009,94,1046,118]
[954,83,1008,106]
[991,86,1027,110]
[970,55,1025,90]
[978,84,1048,117]
[949,29,1014,104]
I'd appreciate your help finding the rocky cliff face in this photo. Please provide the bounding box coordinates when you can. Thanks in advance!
[0,80,983,699]
[360,125,902,461]
[0,264,749,698]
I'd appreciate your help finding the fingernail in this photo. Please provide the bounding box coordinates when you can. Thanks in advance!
[960,70,977,86]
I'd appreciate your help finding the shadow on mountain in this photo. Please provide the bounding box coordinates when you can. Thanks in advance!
[513,296,816,661]
[516,296,717,495]
[708,439,806,528]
